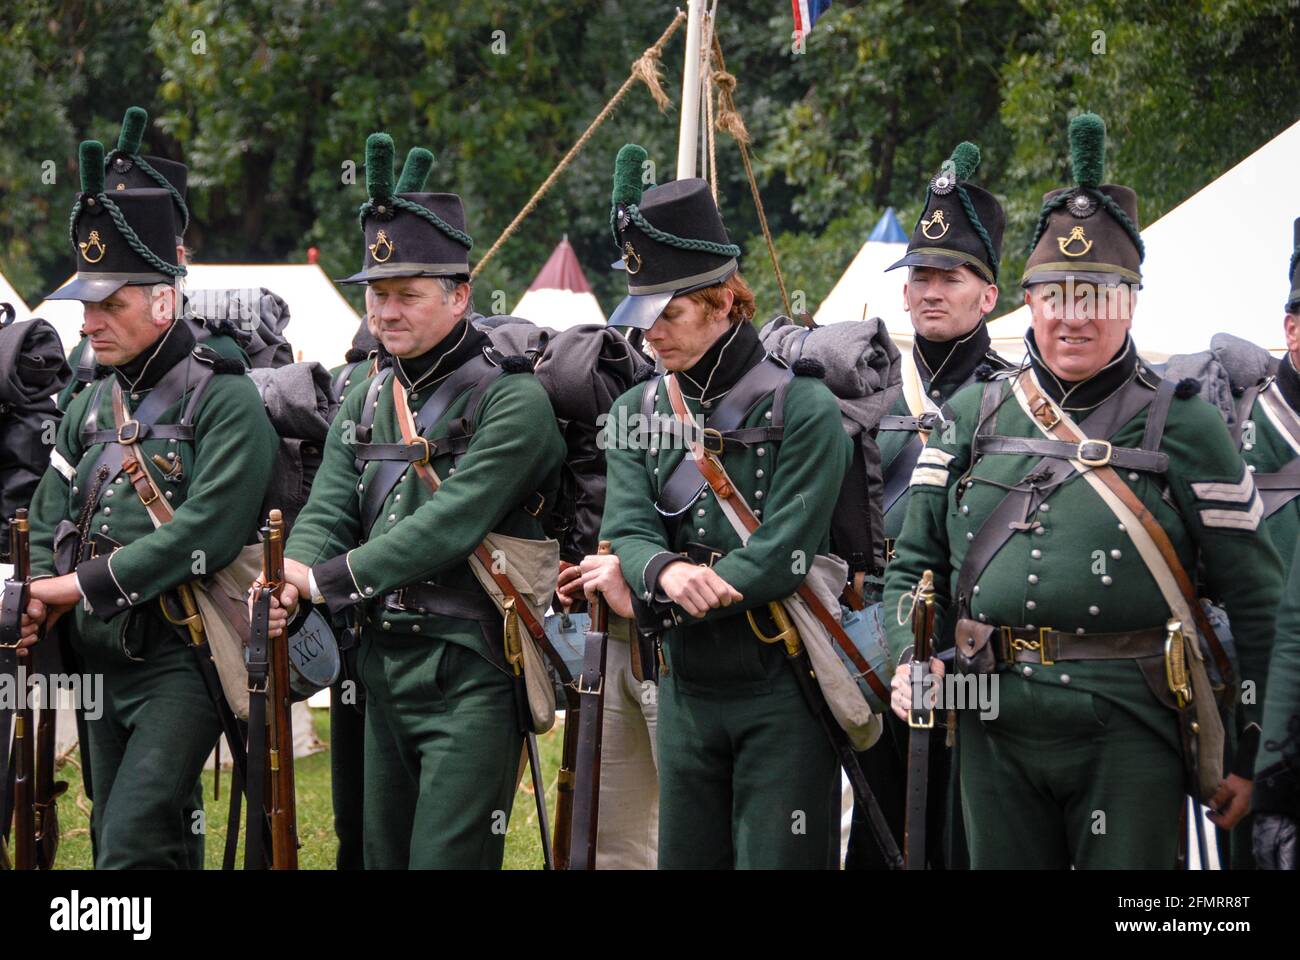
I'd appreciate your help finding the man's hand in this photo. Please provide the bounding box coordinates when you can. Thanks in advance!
[556,561,582,612]
[1207,774,1252,829]
[576,553,634,620]
[248,558,309,639]
[890,656,945,722]
[657,560,743,619]
[24,574,82,644]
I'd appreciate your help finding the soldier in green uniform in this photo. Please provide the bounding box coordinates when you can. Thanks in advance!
[58,106,249,412]
[884,114,1283,868]
[596,144,852,869]
[17,141,277,869]
[848,141,1010,870]
[264,133,564,869]
[1251,222,1300,869]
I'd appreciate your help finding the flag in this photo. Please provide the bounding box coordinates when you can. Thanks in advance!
[792,0,831,37]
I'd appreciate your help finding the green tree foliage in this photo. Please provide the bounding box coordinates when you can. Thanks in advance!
[1,1,1296,332]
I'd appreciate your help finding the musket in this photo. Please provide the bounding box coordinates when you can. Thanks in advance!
[563,540,612,870]
[5,512,36,869]
[263,510,298,869]
[904,570,937,870]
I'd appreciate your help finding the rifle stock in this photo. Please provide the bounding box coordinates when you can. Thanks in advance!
[904,570,937,870]
[264,510,298,869]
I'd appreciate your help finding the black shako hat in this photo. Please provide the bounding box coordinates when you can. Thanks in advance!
[338,133,472,284]
[887,140,1005,283]
[1022,113,1144,288]
[47,140,185,302]
[607,144,741,330]
[104,106,189,236]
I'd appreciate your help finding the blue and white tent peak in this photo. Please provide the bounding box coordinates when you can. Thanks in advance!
[868,208,907,244]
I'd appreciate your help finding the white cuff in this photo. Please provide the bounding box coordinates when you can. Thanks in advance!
[308,570,325,605]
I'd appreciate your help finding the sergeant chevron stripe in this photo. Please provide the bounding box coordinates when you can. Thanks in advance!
[1191,470,1257,504]
[1200,493,1264,531]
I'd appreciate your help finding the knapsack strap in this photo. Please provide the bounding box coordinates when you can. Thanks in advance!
[654,355,793,517]
[972,435,1168,473]
[1012,371,1232,687]
[78,355,213,516]
[955,374,1157,620]
[356,352,498,533]
[662,373,890,703]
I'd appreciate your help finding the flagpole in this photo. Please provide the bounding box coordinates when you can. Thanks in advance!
[676,0,705,180]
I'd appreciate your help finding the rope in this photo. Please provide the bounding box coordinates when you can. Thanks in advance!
[710,34,793,320]
[358,194,475,250]
[955,184,1000,280]
[625,204,740,256]
[68,194,187,278]
[470,9,686,280]
[1026,190,1075,255]
[702,10,719,202]
[108,150,190,232]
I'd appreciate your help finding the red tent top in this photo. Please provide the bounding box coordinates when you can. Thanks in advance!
[527,236,592,294]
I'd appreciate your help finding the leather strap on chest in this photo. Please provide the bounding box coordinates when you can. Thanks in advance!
[77,356,213,516]
[652,356,793,517]
[955,375,1161,619]
[1252,384,1300,517]
[354,353,500,534]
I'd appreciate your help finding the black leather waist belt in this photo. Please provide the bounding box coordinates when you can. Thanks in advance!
[995,624,1167,666]
[682,541,726,567]
[880,412,943,432]
[973,435,1169,473]
[80,532,122,564]
[382,582,500,622]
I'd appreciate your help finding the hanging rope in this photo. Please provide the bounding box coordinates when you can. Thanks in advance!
[471,9,687,279]
[701,9,719,202]
[709,33,793,320]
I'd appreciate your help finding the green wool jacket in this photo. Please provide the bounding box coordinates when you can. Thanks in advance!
[28,324,276,656]
[601,362,851,679]
[884,357,1284,745]
[1255,535,1300,813]
[285,342,564,669]
[1241,380,1300,580]
[58,328,250,412]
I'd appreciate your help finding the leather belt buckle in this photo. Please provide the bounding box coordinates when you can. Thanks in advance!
[1030,396,1061,430]
[999,625,1014,662]
[408,437,431,466]
[117,419,142,444]
[1037,626,1056,666]
[1077,439,1112,468]
[523,491,545,518]
[917,412,941,432]
[701,428,724,457]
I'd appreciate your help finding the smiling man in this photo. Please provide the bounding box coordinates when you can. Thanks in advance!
[883,114,1283,868]
[847,141,1010,871]
[264,134,564,869]
[17,141,275,869]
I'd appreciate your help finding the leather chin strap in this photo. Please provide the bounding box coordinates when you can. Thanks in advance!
[662,373,889,703]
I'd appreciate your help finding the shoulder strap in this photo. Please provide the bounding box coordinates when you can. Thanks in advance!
[1013,372,1232,686]
[78,356,212,515]
[357,352,499,534]
[662,374,890,702]
[955,374,1156,618]
[331,360,365,404]
[654,356,792,517]
[75,341,98,384]
[1230,381,1264,448]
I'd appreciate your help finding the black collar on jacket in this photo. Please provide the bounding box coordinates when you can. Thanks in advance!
[112,318,195,393]
[1275,352,1300,413]
[1025,328,1139,413]
[676,320,765,406]
[393,317,489,391]
[913,321,995,398]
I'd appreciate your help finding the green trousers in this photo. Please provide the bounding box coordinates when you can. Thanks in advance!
[657,627,839,869]
[958,671,1183,868]
[79,620,220,869]
[358,632,522,869]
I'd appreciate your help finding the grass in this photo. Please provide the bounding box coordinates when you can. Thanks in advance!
[51,708,566,870]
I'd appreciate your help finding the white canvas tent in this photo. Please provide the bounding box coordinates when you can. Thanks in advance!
[988,120,1300,358]
[513,235,606,330]
[814,208,911,334]
[33,263,362,366]
[1,270,31,322]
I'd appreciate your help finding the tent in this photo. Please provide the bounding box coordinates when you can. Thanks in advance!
[0,270,30,323]
[513,235,606,330]
[32,263,362,366]
[988,120,1300,358]
[814,208,911,334]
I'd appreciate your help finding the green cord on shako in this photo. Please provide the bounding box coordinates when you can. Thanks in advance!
[47,139,187,303]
